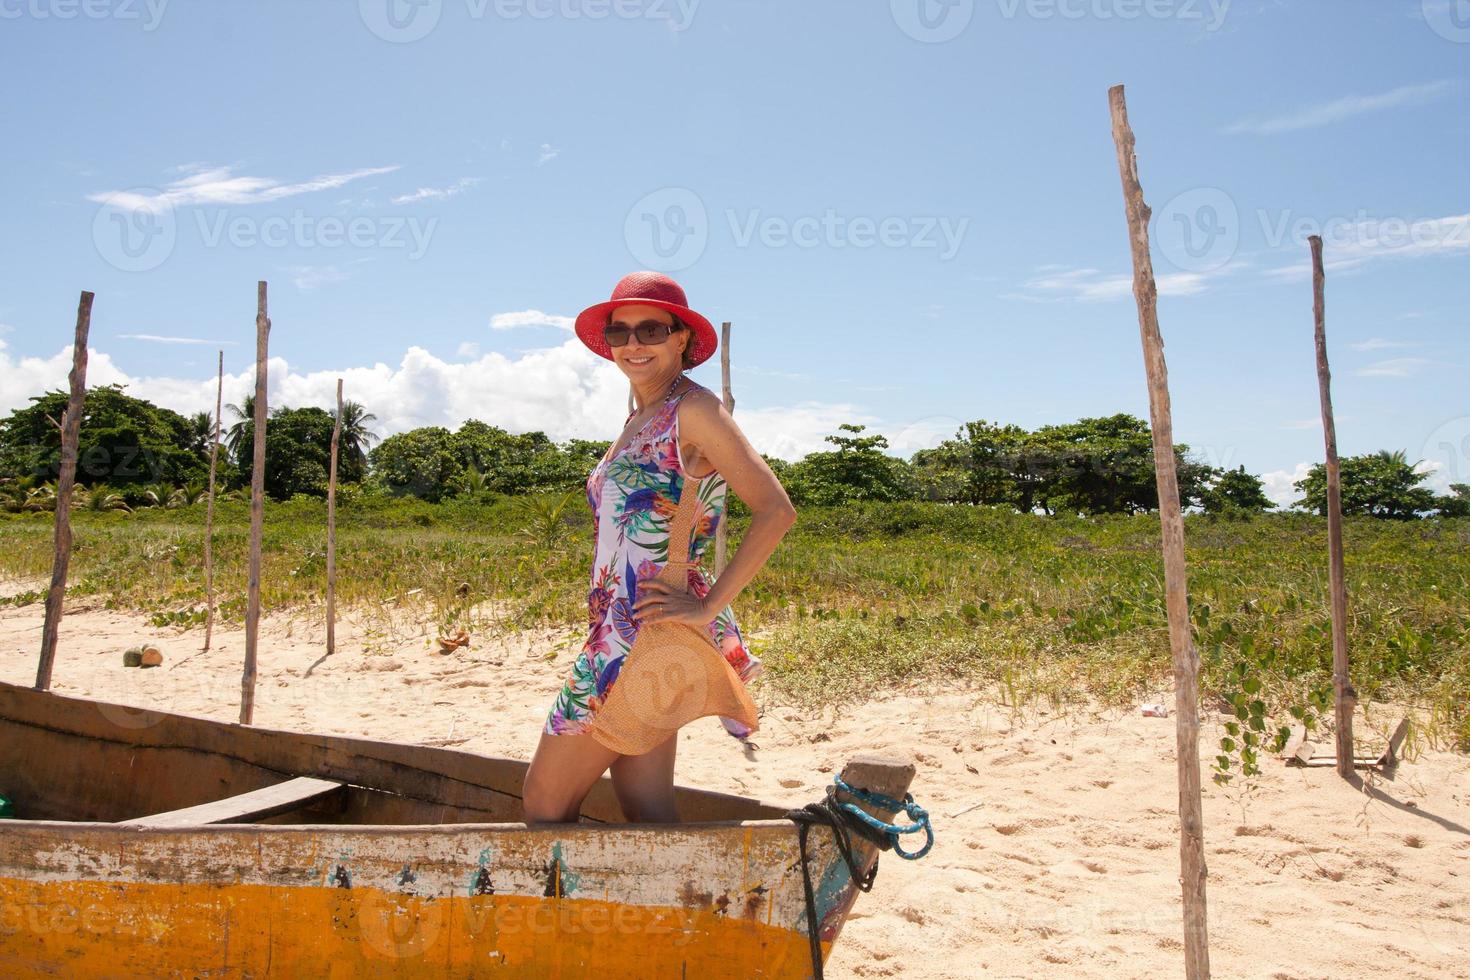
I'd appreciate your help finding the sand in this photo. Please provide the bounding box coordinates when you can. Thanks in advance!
[1,583,1466,979]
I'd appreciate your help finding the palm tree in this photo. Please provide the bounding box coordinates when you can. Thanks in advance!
[223,393,256,458]
[187,411,215,456]
[516,489,582,550]
[177,480,208,506]
[143,481,181,509]
[462,465,490,497]
[0,479,26,514]
[76,487,131,513]
[334,400,380,467]
[24,481,61,512]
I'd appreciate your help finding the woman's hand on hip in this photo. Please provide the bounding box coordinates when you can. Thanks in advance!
[634,579,711,627]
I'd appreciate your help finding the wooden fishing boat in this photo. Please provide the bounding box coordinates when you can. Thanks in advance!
[0,679,919,978]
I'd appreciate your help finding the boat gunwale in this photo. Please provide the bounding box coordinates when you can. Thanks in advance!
[0,816,805,836]
[0,679,799,820]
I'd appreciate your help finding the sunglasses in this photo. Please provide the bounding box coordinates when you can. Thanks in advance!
[603,317,685,348]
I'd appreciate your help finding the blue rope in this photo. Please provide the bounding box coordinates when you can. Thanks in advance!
[831,774,935,860]
[782,775,935,980]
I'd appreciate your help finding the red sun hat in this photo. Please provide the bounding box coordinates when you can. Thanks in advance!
[574,271,718,368]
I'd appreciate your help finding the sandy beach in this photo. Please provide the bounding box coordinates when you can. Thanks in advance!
[2,586,1466,979]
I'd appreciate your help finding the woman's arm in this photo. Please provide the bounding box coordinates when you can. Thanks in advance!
[672,390,797,615]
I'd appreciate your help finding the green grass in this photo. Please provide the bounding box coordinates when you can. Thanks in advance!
[3,497,1466,749]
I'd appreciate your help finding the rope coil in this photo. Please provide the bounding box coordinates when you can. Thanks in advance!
[783,775,935,979]
[829,774,934,860]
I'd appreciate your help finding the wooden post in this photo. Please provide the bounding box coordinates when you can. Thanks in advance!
[240,282,270,725]
[1108,84,1210,980]
[203,349,223,652]
[34,291,93,692]
[326,378,343,657]
[1310,235,1356,778]
[714,321,734,577]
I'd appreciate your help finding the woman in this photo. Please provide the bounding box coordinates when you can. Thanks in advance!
[521,271,798,825]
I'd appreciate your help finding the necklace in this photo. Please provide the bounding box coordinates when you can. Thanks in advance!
[604,373,684,465]
[626,372,685,423]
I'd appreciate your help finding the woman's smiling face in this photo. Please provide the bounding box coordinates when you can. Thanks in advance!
[608,303,687,377]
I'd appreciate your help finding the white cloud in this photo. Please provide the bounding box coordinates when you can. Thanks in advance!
[390,177,481,205]
[286,264,353,291]
[724,401,878,461]
[0,338,150,417]
[1349,337,1414,352]
[87,164,400,211]
[1260,461,1313,510]
[741,364,814,382]
[1356,357,1437,378]
[1223,80,1458,136]
[115,334,236,346]
[456,341,481,359]
[1012,266,1213,303]
[537,144,559,166]
[489,309,574,331]
[0,336,860,462]
[1414,458,1457,496]
[1280,418,1321,431]
[1262,212,1470,282]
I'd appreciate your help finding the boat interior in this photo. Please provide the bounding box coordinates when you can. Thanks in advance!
[0,681,790,828]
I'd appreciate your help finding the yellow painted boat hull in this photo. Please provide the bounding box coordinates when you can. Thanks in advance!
[0,682,914,978]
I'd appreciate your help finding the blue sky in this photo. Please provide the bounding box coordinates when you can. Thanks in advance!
[1,0,1466,508]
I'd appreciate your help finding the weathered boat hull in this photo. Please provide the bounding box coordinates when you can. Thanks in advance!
[1,822,844,977]
[0,682,914,978]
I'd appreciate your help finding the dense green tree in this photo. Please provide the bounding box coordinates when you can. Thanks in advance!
[565,438,614,473]
[907,414,1209,516]
[367,426,463,503]
[0,384,209,490]
[1293,450,1438,519]
[1433,483,1470,518]
[1197,464,1274,515]
[783,424,911,507]
[908,420,1031,506]
[452,421,583,495]
[235,406,360,501]
[1031,414,1189,516]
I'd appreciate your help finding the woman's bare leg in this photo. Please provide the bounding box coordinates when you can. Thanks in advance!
[522,730,621,824]
[610,733,679,823]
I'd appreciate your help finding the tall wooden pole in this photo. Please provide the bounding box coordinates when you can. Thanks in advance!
[1310,235,1356,778]
[203,349,223,652]
[34,291,93,692]
[714,321,734,577]
[240,282,270,725]
[1108,84,1210,980]
[326,378,343,656]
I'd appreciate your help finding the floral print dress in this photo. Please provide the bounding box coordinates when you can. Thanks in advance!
[543,379,762,746]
